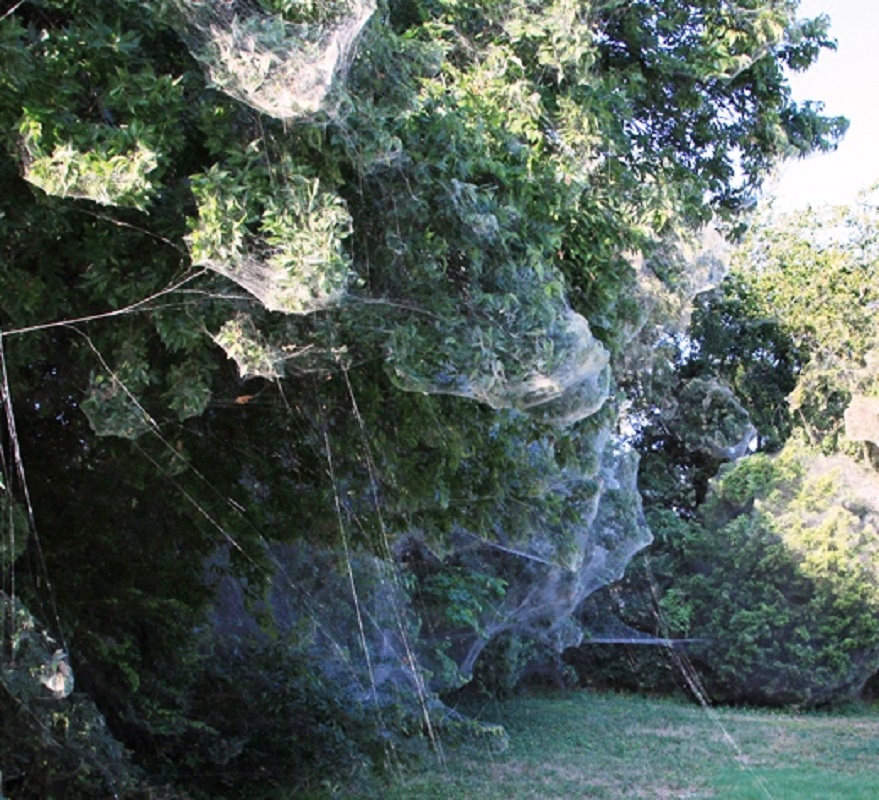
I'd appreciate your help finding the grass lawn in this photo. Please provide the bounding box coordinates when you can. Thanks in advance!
[305,690,879,799]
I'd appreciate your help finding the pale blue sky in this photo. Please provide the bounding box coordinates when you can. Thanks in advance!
[764,0,879,212]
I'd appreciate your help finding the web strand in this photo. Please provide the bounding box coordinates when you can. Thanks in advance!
[0,333,67,653]
[0,269,208,340]
[644,553,777,800]
[75,330,380,700]
[338,358,447,765]
[0,1,25,22]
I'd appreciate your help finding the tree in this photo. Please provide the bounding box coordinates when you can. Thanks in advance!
[693,200,879,453]
[581,193,879,707]
[0,0,844,793]
[669,441,879,707]
[686,274,805,452]
[589,0,846,220]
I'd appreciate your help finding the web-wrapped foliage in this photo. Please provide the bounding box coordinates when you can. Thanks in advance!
[188,163,354,315]
[167,0,376,120]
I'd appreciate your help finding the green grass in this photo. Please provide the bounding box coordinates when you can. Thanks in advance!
[303,691,879,799]
[710,766,879,799]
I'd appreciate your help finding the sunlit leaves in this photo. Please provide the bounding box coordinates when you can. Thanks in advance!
[21,115,160,211]
[680,440,879,706]
[188,159,353,314]
[2,8,187,210]
[725,203,879,451]
[213,313,286,379]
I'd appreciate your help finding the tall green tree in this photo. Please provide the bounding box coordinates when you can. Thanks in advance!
[691,200,879,454]
[585,196,879,707]
[0,0,845,794]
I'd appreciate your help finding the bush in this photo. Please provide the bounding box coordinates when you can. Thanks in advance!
[175,642,391,799]
[668,441,879,707]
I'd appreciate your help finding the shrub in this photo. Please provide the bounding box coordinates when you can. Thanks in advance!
[672,441,879,707]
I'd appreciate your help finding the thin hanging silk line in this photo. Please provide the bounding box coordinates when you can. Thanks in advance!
[0,333,68,653]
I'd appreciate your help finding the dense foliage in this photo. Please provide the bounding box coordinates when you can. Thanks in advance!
[577,197,879,707]
[0,0,849,795]
[691,202,879,453]
[659,444,879,707]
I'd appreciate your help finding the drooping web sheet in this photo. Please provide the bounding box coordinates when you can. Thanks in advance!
[168,0,376,120]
